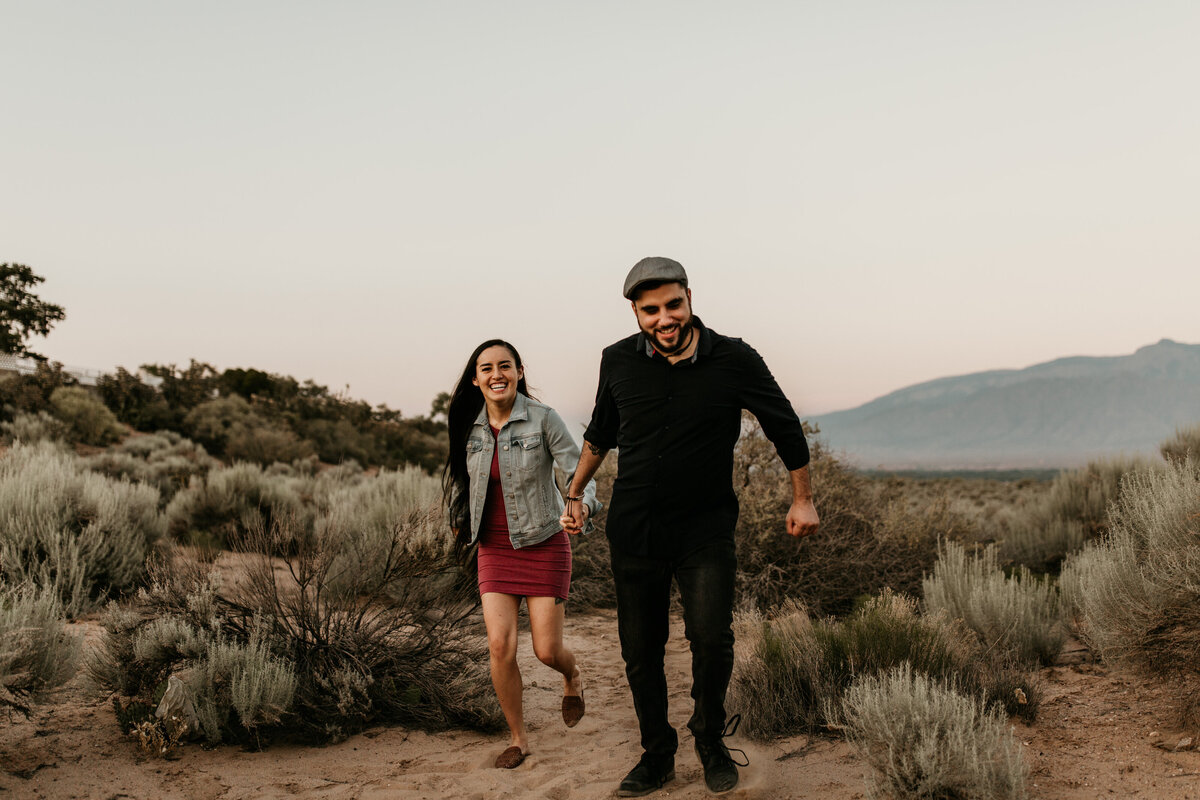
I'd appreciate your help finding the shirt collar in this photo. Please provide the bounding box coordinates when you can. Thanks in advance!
[473,391,529,427]
[635,316,711,363]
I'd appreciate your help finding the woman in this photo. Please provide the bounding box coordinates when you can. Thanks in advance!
[444,339,600,769]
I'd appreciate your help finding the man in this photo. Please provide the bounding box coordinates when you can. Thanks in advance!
[562,257,819,796]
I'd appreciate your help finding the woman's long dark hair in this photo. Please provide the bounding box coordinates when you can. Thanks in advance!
[443,339,532,563]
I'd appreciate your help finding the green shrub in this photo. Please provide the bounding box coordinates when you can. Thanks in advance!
[998,456,1157,573]
[96,367,174,431]
[301,418,379,465]
[1,580,82,716]
[1060,458,1200,723]
[924,540,1064,666]
[838,665,1028,800]
[0,361,76,414]
[49,386,125,445]
[184,396,313,464]
[224,422,314,466]
[1161,423,1200,463]
[87,431,219,503]
[165,462,311,549]
[728,591,1039,739]
[0,442,164,615]
[1,409,68,444]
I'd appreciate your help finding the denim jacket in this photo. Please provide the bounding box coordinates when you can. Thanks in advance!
[456,393,600,548]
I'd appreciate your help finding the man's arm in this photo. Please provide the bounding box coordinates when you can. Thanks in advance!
[785,464,819,538]
[561,440,610,534]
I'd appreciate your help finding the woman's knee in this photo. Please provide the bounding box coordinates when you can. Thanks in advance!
[488,631,518,662]
[533,640,563,667]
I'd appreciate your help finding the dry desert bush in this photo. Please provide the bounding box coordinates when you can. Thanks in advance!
[87,430,220,504]
[923,540,1065,666]
[837,664,1028,800]
[565,454,618,610]
[1060,457,1200,724]
[0,441,164,616]
[165,461,314,550]
[0,578,81,717]
[90,510,498,747]
[318,464,445,596]
[996,455,1158,573]
[735,418,962,615]
[0,408,68,444]
[1161,422,1200,463]
[569,417,969,615]
[728,591,1038,740]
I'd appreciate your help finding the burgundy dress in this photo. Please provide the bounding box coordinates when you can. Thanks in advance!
[476,426,572,600]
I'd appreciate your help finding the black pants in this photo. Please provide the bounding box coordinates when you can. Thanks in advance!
[610,537,736,758]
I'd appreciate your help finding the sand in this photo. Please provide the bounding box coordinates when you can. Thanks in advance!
[3,609,1199,799]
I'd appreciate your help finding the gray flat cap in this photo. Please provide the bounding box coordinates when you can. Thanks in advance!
[623,256,688,299]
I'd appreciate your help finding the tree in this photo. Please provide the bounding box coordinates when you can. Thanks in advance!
[0,264,66,360]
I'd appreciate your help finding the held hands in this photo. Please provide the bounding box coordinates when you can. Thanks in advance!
[786,499,820,538]
[560,497,590,535]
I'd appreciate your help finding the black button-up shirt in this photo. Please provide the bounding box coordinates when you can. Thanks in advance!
[584,317,809,557]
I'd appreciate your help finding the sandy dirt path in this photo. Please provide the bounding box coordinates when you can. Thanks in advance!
[3,610,1198,799]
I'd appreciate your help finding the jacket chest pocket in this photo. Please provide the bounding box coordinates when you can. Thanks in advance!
[512,433,543,474]
[466,437,487,473]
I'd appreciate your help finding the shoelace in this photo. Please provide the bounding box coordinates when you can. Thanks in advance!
[719,714,750,767]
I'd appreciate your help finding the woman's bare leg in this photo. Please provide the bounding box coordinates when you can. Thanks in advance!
[528,596,582,696]
[482,592,528,752]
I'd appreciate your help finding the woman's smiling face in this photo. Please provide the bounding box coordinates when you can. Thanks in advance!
[472,344,522,405]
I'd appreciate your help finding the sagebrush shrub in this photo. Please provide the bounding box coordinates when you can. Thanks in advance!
[165,462,311,548]
[1060,458,1200,723]
[728,591,1039,739]
[188,620,298,743]
[1,580,82,715]
[1161,423,1200,463]
[91,513,500,747]
[838,665,1028,800]
[0,442,164,615]
[924,540,1064,666]
[318,465,443,596]
[87,431,219,503]
[49,386,125,445]
[0,409,68,444]
[998,456,1157,572]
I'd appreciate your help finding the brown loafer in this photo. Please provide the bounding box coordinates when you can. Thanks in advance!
[494,745,527,769]
[562,679,585,728]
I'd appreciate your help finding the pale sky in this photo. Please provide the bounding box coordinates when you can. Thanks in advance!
[4,1,1198,435]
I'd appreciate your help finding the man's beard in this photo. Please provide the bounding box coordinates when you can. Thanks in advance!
[649,316,695,355]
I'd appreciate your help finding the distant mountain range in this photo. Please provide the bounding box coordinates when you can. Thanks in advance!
[809,339,1200,469]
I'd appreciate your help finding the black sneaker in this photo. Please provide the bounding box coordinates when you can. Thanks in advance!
[694,715,749,794]
[616,753,676,797]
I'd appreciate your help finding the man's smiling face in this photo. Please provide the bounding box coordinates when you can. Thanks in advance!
[632,282,693,355]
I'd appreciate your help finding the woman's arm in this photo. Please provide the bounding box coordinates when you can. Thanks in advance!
[544,408,602,530]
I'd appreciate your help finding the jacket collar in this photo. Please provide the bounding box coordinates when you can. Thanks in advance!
[635,316,712,363]
[473,391,530,428]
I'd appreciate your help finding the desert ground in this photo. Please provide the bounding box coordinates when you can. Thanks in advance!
[3,608,1199,800]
